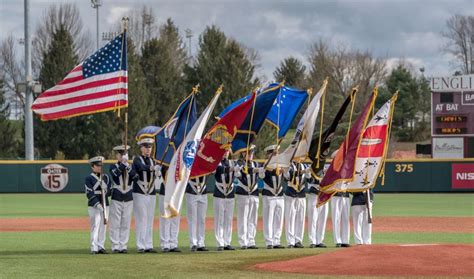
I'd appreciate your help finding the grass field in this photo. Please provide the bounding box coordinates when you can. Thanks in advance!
[0,193,473,278]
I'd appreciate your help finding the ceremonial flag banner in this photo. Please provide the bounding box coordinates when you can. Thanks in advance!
[32,32,127,121]
[318,89,378,206]
[309,89,357,177]
[219,84,280,154]
[329,93,397,192]
[266,80,327,170]
[163,90,222,217]
[266,84,309,138]
[154,93,197,165]
[190,92,256,178]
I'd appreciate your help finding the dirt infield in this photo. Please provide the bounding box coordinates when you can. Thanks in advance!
[254,244,474,277]
[0,216,473,233]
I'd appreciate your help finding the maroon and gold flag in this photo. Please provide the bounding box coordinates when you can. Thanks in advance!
[190,92,256,178]
[318,89,378,206]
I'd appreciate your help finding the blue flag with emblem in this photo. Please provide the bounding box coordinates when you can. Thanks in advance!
[266,84,308,138]
[219,84,281,154]
[155,93,197,165]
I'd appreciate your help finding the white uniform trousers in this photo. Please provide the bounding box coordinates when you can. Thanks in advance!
[331,196,350,244]
[262,195,284,246]
[352,205,372,244]
[88,206,108,252]
[159,195,180,249]
[236,195,259,247]
[109,200,133,251]
[185,193,208,248]
[133,193,156,250]
[284,195,306,246]
[307,193,329,245]
[213,197,235,247]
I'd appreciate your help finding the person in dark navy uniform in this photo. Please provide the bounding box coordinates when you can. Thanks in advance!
[132,138,159,253]
[108,145,137,254]
[213,149,237,251]
[186,175,209,252]
[85,156,111,254]
[284,161,311,248]
[156,165,181,253]
[261,145,285,249]
[351,190,374,245]
[306,163,329,248]
[235,144,265,249]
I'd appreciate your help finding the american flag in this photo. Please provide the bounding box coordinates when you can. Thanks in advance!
[32,32,128,121]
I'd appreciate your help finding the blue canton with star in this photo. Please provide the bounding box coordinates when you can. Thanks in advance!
[83,32,127,78]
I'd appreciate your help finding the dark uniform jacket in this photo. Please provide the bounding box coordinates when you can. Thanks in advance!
[109,161,138,202]
[235,160,261,196]
[213,159,236,199]
[85,172,111,207]
[132,155,156,195]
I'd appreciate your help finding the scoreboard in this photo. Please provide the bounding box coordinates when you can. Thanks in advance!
[430,74,474,158]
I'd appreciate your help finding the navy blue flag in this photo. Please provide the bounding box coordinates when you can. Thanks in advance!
[219,84,281,154]
[266,84,308,138]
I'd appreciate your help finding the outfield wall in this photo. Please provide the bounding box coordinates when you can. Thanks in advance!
[0,159,473,193]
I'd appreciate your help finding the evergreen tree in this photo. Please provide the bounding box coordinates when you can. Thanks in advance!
[0,78,18,158]
[186,25,259,114]
[273,57,307,89]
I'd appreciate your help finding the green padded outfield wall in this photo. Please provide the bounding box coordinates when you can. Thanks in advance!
[0,159,473,193]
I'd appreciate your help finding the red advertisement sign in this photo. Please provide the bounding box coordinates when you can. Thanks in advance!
[451,164,474,189]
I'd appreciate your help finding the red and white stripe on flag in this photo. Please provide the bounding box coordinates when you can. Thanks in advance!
[32,32,127,121]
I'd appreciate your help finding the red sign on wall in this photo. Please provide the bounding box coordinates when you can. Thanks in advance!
[451,164,474,189]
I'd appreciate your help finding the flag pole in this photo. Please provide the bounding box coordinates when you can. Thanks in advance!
[263,81,285,170]
[315,77,328,169]
[244,88,258,174]
[120,17,129,190]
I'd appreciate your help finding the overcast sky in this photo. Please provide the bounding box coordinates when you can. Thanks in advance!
[1,0,473,81]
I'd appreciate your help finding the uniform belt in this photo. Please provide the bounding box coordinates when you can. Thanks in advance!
[263,183,282,196]
[216,182,233,196]
[137,180,153,194]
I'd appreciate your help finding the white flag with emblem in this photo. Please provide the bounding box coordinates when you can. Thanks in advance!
[163,90,221,218]
[266,80,327,170]
[326,93,397,192]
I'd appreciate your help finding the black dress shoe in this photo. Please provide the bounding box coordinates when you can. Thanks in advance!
[98,248,108,254]
[137,249,146,253]
[191,245,197,252]
[294,242,304,248]
[169,248,181,253]
[309,244,317,248]
[112,249,120,254]
[240,246,247,250]
[197,247,209,252]
[273,245,285,249]
[247,245,258,249]
[266,245,273,249]
[341,243,351,248]
[120,249,128,254]
[217,246,224,251]
[224,245,235,251]
[335,243,342,248]
[287,245,294,248]
[145,248,158,253]
[316,243,327,248]
[162,248,170,253]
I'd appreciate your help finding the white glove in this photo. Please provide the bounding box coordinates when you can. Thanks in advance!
[122,153,129,162]
[233,166,242,172]
[154,165,162,173]
[96,204,104,212]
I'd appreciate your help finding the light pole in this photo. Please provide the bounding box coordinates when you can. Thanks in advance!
[91,0,102,50]
[185,29,193,59]
[24,0,34,160]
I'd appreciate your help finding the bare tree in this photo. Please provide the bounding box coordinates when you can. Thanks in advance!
[442,14,474,74]
[0,35,25,107]
[32,3,92,75]
[125,6,158,52]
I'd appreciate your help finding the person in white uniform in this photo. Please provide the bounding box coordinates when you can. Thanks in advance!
[284,161,311,248]
[213,150,237,251]
[331,191,351,248]
[85,156,111,254]
[235,145,265,249]
[306,163,329,248]
[132,138,160,253]
[186,176,209,252]
[108,145,137,253]
[156,165,181,253]
[261,145,285,249]
[351,190,374,245]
